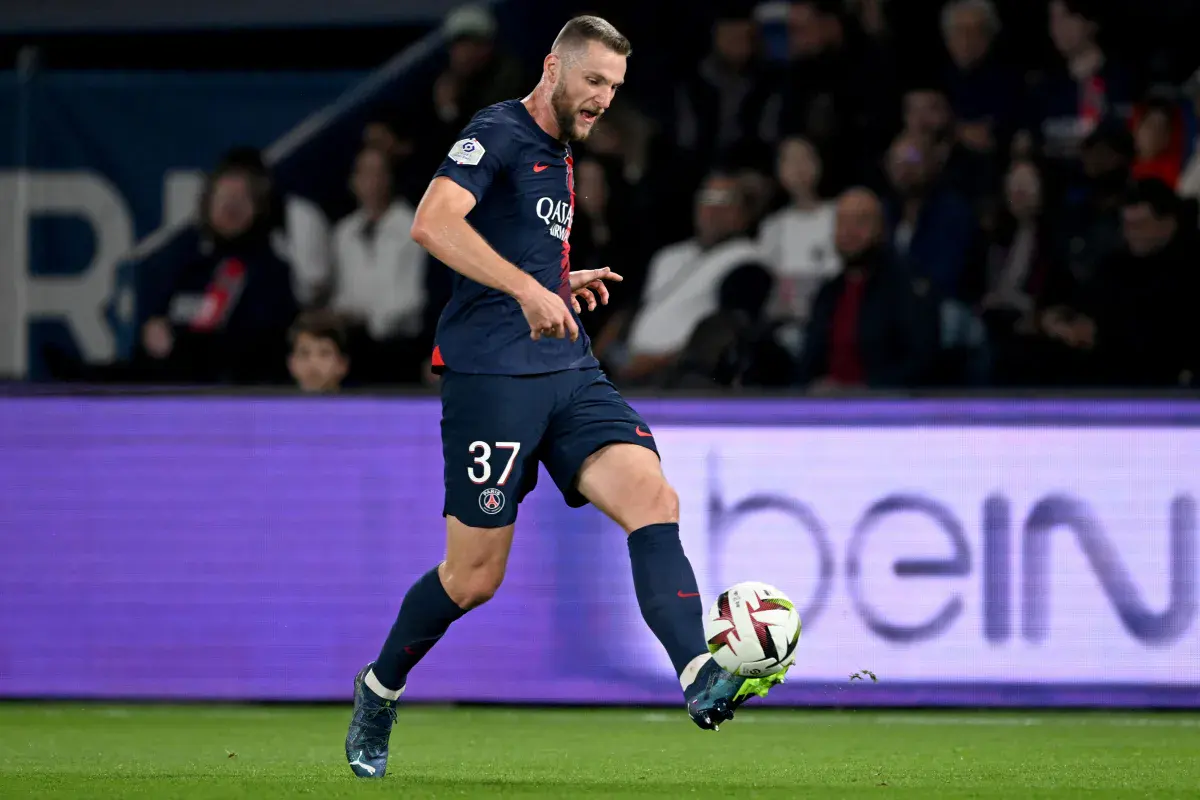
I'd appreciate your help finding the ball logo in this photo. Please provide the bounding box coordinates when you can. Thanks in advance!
[479,488,505,515]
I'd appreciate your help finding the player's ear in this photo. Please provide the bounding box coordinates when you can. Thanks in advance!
[544,52,559,84]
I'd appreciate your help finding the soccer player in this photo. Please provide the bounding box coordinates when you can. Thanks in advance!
[345,16,787,779]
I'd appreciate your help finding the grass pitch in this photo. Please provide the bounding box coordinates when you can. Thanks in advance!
[1,703,1198,798]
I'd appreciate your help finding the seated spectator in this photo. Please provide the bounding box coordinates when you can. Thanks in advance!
[216,147,332,309]
[770,0,898,192]
[1005,180,1199,387]
[901,78,1002,207]
[981,160,1056,334]
[1023,0,1133,196]
[883,131,983,302]
[1047,118,1133,308]
[287,310,350,393]
[757,137,840,323]
[607,171,762,384]
[328,145,428,384]
[138,158,298,384]
[940,0,1021,159]
[794,188,938,391]
[671,2,777,170]
[569,154,646,336]
[659,262,776,389]
[1084,181,1200,386]
[1131,95,1186,190]
[397,4,526,190]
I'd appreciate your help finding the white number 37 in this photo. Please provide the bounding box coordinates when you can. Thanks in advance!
[467,441,521,485]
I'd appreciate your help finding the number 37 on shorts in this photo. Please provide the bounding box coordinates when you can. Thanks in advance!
[468,440,521,516]
[439,368,659,528]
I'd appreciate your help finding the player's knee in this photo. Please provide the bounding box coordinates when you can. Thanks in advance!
[442,565,504,610]
[622,476,679,532]
[652,480,680,524]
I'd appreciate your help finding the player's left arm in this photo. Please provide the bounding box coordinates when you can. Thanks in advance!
[567,267,623,313]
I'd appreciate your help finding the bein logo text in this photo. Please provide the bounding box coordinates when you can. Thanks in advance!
[709,470,1197,647]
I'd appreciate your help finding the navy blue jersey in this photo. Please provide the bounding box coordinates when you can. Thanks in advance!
[430,100,598,375]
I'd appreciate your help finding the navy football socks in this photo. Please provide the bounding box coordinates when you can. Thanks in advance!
[372,566,467,691]
[627,523,709,676]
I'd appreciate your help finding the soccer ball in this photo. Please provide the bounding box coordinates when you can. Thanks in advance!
[704,582,801,678]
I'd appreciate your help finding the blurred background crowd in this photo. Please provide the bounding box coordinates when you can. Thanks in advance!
[34,0,1200,394]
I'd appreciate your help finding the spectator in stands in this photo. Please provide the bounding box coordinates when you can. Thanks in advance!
[1046,118,1133,312]
[941,0,1021,156]
[770,0,897,193]
[287,309,350,393]
[1031,180,1200,387]
[883,130,983,302]
[671,1,777,171]
[794,188,937,392]
[328,145,427,384]
[1177,67,1200,203]
[902,77,1003,207]
[391,4,526,197]
[980,159,1058,383]
[757,137,840,323]
[438,6,524,121]
[362,118,423,207]
[1084,180,1200,386]
[215,147,331,310]
[569,155,644,337]
[1024,0,1133,180]
[139,158,298,384]
[1131,95,1186,190]
[605,171,762,384]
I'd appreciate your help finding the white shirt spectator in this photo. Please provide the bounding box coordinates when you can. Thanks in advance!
[627,237,762,357]
[757,203,841,321]
[331,201,426,340]
[277,196,333,305]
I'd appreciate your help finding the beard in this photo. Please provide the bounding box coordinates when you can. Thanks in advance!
[550,79,600,142]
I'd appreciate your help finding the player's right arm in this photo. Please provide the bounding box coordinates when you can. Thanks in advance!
[411,173,577,342]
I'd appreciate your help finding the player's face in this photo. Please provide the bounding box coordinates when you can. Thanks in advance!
[288,333,348,393]
[550,42,626,142]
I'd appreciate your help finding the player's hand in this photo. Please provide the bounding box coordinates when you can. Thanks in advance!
[516,280,579,342]
[568,267,623,313]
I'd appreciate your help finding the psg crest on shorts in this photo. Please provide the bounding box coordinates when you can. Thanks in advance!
[479,488,505,515]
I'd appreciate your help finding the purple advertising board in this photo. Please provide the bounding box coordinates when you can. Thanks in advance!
[1,396,1198,708]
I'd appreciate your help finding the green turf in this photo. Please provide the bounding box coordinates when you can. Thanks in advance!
[1,704,1198,798]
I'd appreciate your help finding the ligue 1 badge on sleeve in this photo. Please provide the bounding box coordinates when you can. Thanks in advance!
[449,137,485,166]
[479,488,505,515]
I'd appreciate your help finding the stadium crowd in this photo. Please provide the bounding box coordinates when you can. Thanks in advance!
[62,0,1200,393]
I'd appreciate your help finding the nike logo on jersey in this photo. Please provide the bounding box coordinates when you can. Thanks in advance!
[533,162,549,172]
[635,426,653,438]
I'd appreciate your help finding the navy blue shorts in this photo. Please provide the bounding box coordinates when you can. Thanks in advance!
[440,367,658,528]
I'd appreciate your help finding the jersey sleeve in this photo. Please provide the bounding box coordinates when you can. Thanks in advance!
[433,113,513,205]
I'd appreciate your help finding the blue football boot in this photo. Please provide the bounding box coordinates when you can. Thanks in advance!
[684,656,788,731]
[345,663,399,778]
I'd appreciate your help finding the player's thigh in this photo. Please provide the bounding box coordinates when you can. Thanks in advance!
[440,371,551,529]
[440,515,515,609]
[541,370,676,533]
[575,443,679,533]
